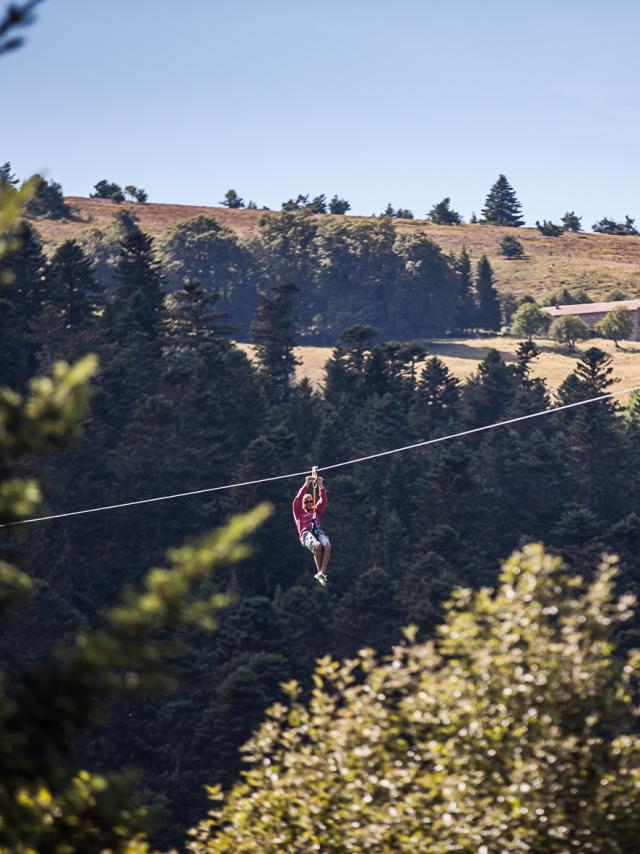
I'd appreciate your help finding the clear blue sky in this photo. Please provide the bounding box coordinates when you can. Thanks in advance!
[4,0,640,227]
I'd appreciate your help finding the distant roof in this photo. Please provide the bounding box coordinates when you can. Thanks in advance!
[542,298,640,317]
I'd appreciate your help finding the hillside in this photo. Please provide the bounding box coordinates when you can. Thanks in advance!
[31,196,640,302]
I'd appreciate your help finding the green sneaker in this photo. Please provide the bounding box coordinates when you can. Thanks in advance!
[314,571,328,587]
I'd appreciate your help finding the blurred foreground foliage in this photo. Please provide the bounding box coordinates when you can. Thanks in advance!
[1,175,272,852]
[191,544,640,854]
[0,348,270,851]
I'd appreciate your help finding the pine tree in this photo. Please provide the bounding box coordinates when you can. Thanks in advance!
[410,356,461,437]
[328,195,350,215]
[462,348,518,428]
[453,246,476,331]
[481,174,524,226]
[164,279,232,363]
[428,197,462,225]
[535,219,563,237]
[48,239,104,330]
[98,227,165,430]
[474,255,501,330]
[250,282,300,401]
[556,348,629,518]
[561,211,582,232]
[0,219,48,387]
[306,194,327,214]
[220,189,245,209]
[593,216,639,236]
[0,161,18,189]
[107,228,163,339]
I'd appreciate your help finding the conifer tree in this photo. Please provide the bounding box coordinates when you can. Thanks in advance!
[462,348,517,427]
[453,246,476,331]
[474,255,501,330]
[410,356,460,437]
[108,227,163,339]
[23,175,71,219]
[556,348,630,514]
[0,161,18,189]
[481,174,524,226]
[99,226,165,429]
[164,279,232,363]
[220,189,244,209]
[334,325,378,372]
[499,233,525,258]
[561,211,582,232]
[535,219,563,237]
[328,195,350,215]
[250,282,300,401]
[428,196,462,225]
[593,215,639,236]
[306,194,327,214]
[48,239,104,330]
[0,219,48,387]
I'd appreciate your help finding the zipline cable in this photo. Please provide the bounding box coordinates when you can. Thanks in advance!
[2,383,639,529]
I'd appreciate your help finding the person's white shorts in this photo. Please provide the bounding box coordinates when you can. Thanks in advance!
[301,529,330,555]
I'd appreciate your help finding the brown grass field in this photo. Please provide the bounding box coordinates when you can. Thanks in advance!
[32,197,640,302]
[239,338,640,397]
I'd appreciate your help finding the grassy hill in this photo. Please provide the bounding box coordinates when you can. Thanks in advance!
[31,197,640,302]
[238,337,640,396]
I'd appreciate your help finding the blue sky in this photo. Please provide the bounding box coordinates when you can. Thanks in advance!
[4,0,640,227]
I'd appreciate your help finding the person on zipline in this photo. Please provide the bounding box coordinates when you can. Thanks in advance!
[292,473,331,586]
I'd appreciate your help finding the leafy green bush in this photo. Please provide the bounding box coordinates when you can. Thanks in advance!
[499,233,525,258]
[190,544,640,853]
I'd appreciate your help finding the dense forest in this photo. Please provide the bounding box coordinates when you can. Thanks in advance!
[3,204,640,848]
[7,205,502,342]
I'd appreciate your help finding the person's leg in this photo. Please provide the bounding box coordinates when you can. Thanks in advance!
[319,536,331,573]
[313,543,323,574]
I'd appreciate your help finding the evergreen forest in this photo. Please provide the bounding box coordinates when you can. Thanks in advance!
[46,207,500,342]
[3,196,640,849]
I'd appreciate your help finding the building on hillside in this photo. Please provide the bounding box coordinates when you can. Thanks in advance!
[541,298,640,340]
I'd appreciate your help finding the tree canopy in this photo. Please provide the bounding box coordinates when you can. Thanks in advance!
[596,306,634,349]
[481,174,524,227]
[191,544,640,854]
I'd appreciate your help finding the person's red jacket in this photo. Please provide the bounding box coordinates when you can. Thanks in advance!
[292,482,328,541]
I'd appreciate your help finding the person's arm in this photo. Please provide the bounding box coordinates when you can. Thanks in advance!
[315,476,328,516]
[292,476,312,517]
